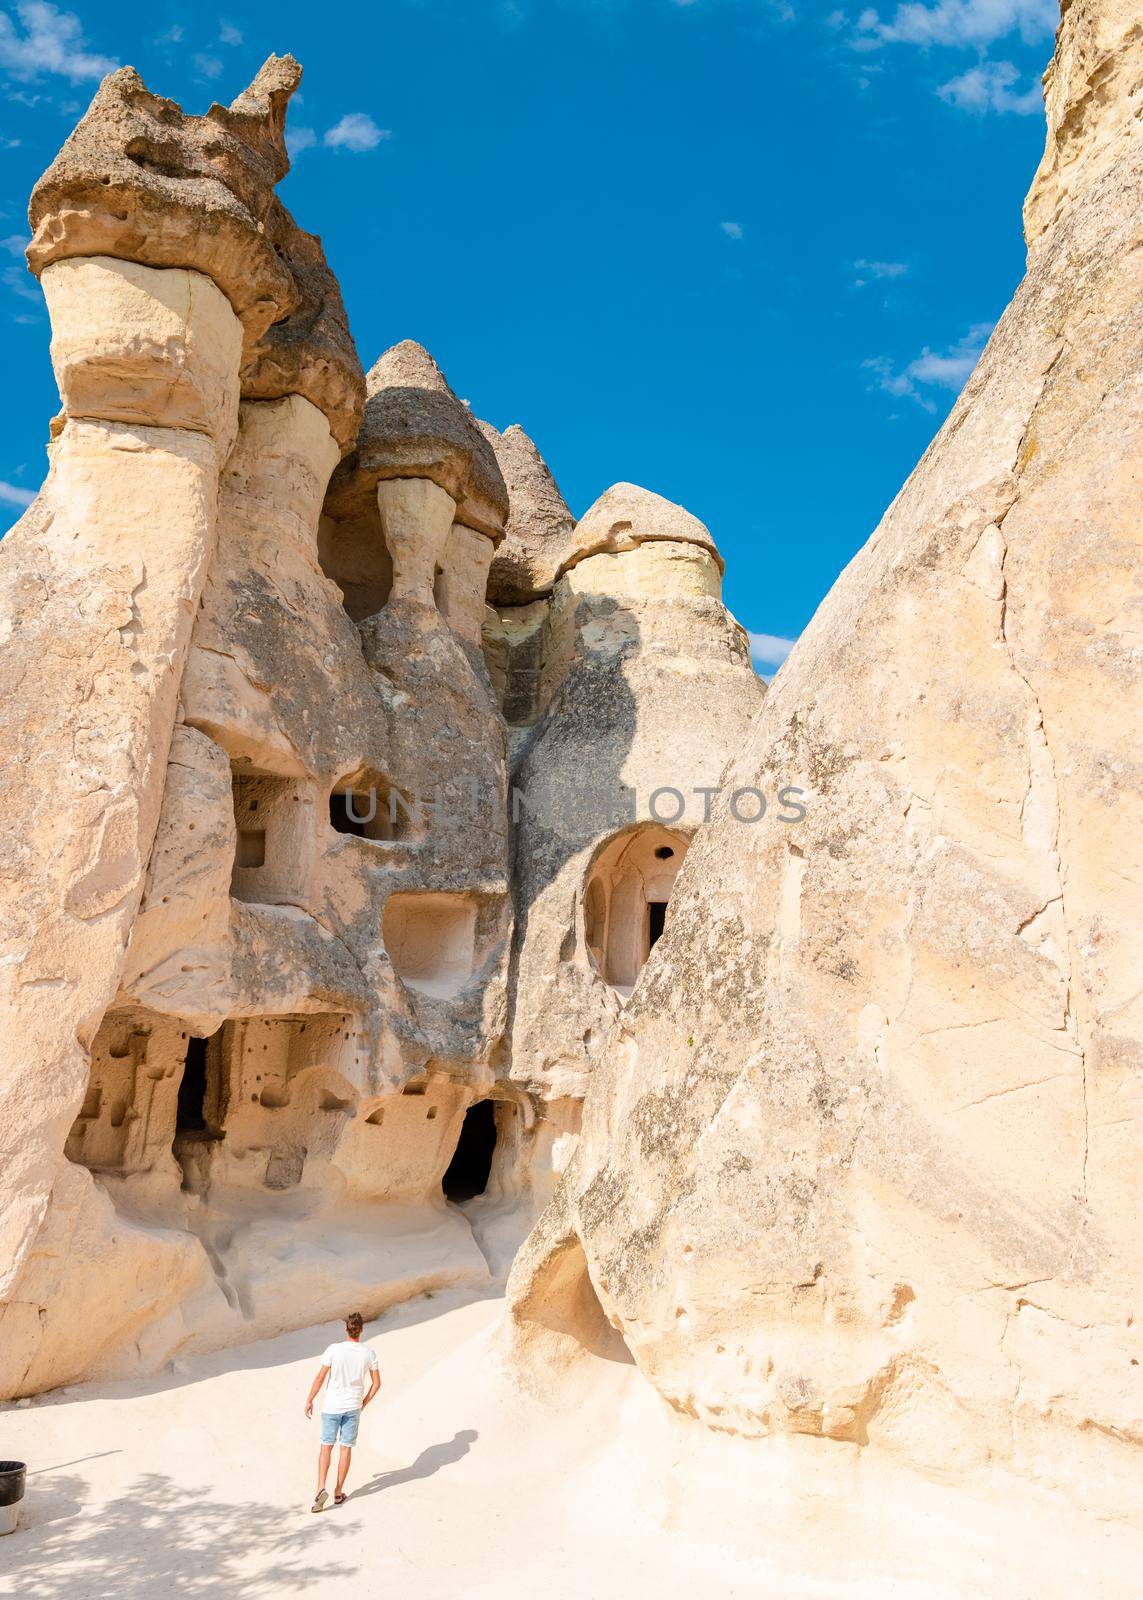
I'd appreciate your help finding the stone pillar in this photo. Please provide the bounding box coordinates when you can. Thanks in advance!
[129,393,342,1022]
[375,476,457,604]
[0,256,241,1380]
[435,521,497,647]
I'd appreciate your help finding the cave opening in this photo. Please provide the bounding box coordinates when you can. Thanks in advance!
[174,1032,224,1144]
[442,1099,498,1203]
[177,1037,209,1134]
[583,825,688,990]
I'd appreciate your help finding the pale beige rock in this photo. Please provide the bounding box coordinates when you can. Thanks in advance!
[0,259,242,1379]
[1024,0,1143,247]
[437,520,498,649]
[505,516,764,1104]
[376,476,457,603]
[5,23,1140,1581]
[42,255,242,447]
[508,0,1143,1525]
[2,123,514,1389]
[568,481,723,573]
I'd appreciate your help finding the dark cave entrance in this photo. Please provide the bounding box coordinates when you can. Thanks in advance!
[442,1100,498,1203]
[173,1031,225,1193]
[647,900,667,950]
[176,1037,210,1134]
[174,1032,224,1145]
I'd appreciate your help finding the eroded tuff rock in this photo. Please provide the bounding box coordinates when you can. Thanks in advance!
[566,481,723,573]
[509,0,1143,1520]
[0,52,761,1395]
[481,422,579,603]
[1024,0,1142,247]
[327,341,508,534]
[26,55,364,453]
[504,489,764,1106]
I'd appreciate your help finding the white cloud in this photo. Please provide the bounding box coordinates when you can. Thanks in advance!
[874,0,1055,48]
[853,257,908,284]
[287,126,317,158]
[0,1,116,82]
[864,320,993,411]
[0,479,34,508]
[747,631,797,668]
[721,220,744,240]
[2,234,27,257]
[938,59,1041,114]
[3,263,40,303]
[324,113,390,153]
[193,53,223,81]
[219,21,243,46]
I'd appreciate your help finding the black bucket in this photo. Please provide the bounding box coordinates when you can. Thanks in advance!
[0,1463,25,1506]
[0,1461,25,1536]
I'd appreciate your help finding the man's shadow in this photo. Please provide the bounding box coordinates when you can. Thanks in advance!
[350,1429,477,1499]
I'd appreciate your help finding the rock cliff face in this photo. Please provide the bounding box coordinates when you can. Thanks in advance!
[508,0,1143,1518]
[0,59,759,1395]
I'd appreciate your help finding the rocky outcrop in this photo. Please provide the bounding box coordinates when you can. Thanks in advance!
[482,422,579,604]
[0,255,244,1391]
[27,55,364,452]
[327,340,507,534]
[564,481,723,573]
[2,45,758,1393]
[0,69,513,1395]
[1024,0,1142,248]
[505,485,764,1109]
[508,0,1143,1521]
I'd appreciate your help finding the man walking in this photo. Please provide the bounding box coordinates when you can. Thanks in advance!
[304,1311,381,1510]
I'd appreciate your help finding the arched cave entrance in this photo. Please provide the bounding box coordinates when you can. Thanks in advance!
[583,824,689,994]
[443,1099,500,1203]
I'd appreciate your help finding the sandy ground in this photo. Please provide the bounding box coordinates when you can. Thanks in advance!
[1,1288,1139,1599]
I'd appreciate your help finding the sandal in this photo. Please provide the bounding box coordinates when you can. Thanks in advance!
[311,1489,328,1513]
[334,1492,347,1506]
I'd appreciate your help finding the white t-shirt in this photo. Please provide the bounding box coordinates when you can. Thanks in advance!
[321,1339,378,1414]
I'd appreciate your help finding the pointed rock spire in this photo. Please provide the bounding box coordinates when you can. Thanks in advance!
[480,421,578,603]
[327,340,507,538]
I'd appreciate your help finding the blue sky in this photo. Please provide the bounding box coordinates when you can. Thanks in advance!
[0,0,1056,668]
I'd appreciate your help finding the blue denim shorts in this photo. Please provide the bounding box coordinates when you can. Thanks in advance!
[320,1409,360,1446]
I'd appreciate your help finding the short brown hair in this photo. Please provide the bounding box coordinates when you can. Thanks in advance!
[346,1312,364,1338]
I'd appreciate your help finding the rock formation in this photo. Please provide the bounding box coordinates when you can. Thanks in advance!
[0,57,760,1395]
[2,0,1139,1556]
[508,0,1143,1521]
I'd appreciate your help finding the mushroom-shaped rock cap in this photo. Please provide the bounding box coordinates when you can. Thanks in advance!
[29,58,299,341]
[242,203,364,455]
[480,422,578,603]
[26,56,364,453]
[325,341,508,540]
[567,482,723,575]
